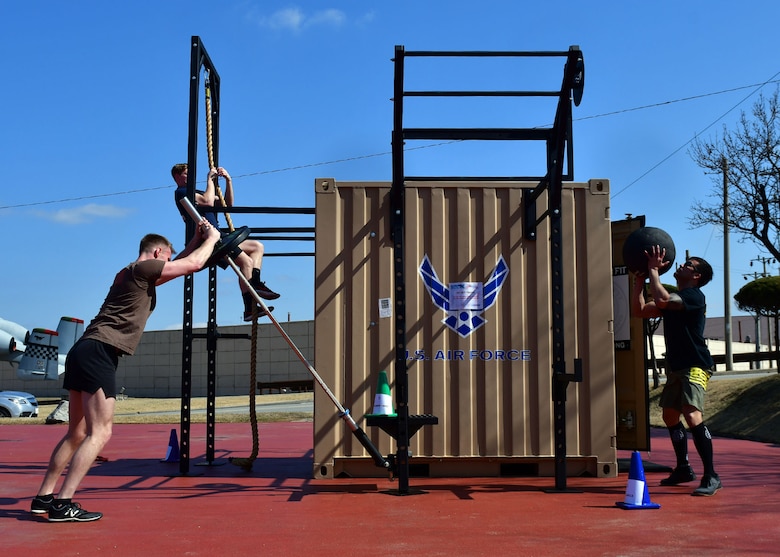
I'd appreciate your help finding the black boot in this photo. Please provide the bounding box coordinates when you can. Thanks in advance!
[242,292,272,322]
[250,269,280,300]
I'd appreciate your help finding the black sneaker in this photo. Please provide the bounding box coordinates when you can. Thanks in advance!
[660,465,696,486]
[243,305,273,322]
[48,502,103,522]
[252,280,280,300]
[692,474,722,496]
[31,495,54,514]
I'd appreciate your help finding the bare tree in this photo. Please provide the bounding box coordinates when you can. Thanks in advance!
[688,89,780,261]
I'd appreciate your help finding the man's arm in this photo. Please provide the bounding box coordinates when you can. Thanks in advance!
[644,245,684,311]
[631,274,662,319]
[157,222,220,285]
[217,167,234,207]
[195,168,218,208]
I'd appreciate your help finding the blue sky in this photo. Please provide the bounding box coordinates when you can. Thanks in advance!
[2,1,779,334]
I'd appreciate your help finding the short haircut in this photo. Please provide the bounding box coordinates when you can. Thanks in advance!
[139,234,175,256]
[171,163,187,179]
[690,256,713,286]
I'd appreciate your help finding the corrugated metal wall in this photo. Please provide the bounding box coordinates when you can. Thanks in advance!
[313,178,616,479]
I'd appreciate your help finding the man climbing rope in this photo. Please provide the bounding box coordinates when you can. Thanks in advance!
[172,163,280,321]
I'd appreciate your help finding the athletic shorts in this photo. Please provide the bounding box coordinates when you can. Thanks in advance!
[62,338,120,398]
[658,367,711,413]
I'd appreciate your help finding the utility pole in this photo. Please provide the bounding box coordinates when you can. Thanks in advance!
[743,257,776,369]
[750,256,775,276]
[743,271,763,366]
[722,157,733,371]
[750,256,777,355]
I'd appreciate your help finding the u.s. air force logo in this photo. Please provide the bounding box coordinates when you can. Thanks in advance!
[419,254,509,337]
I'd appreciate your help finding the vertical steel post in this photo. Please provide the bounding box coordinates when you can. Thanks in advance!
[180,36,221,473]
[179,36,204,475]
[547,47,583,492]
[390,45,411,493]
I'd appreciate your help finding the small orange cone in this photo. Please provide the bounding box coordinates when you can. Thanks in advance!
[365,370,396,417]
[616,451,660,509]
[161,428,180,463]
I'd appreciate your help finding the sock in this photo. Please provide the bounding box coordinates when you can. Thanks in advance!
[36,494,54,502]
[691,422,716,477]
[250,268,261,286]
[667,422,689,468]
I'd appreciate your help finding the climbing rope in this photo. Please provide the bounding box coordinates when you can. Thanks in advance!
[206,70,259,471]
[205,72,235,232]
[230,307,260,471]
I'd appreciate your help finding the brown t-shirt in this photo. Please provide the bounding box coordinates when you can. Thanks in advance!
[81,259,165,355]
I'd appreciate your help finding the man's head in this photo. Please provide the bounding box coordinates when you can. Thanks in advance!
[171,163,188,187]
[139,234,176,261]
[676,256,713,287]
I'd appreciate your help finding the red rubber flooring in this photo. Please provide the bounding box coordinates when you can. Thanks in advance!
[1,422,778,556]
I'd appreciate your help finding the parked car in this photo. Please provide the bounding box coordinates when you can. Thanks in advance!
[0,390,39,418]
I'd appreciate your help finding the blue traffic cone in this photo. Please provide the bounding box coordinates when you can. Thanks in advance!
[616,451,660,509]
[161,428,180,463]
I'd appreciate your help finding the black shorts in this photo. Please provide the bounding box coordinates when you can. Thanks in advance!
[62,338,119,398]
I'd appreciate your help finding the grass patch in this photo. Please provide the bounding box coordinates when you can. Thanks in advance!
[649,374,780,443]
[2,393,314,425]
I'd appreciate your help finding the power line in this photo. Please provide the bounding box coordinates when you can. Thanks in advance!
[612,74,780,198]
[0,142,452,211]
[575,80,780,122]
[2,80,779,211]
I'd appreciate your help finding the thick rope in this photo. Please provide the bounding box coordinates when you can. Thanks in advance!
[205,77,235,232]
[230,307,260,471]
[206,70,257,471]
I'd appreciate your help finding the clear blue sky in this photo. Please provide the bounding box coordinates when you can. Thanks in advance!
[2,0,779,334]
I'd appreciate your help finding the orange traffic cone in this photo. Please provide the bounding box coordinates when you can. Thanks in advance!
[616,451,660,509]
[161,428,180,463]
[365,370,396,417]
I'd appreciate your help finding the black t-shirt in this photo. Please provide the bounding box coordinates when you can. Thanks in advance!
[661,287,714,372]
[174,186,219,228]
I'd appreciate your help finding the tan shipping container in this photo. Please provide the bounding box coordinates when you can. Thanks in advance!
[313,178,616,479]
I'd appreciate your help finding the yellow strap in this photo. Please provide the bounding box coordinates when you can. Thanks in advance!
[689,367,711,391]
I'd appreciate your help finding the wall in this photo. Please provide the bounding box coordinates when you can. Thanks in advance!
[0,321,314,398]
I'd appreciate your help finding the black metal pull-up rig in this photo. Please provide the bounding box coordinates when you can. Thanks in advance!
[178,36,379,476]
[386,45,585,493]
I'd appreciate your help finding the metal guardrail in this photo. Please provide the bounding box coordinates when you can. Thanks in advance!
[653,351,780,371]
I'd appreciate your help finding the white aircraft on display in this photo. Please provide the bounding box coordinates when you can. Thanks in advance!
[0,316,84,380]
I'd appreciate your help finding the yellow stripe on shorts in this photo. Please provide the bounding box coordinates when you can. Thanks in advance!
[689,367,711,390]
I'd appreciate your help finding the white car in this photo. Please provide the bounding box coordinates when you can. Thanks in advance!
[0,390,39,418]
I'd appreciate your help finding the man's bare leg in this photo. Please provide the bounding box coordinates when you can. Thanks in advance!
[37,390,88,497]
[57,388,115,499]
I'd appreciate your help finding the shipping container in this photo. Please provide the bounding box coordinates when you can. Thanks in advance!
[313,178,616,479]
